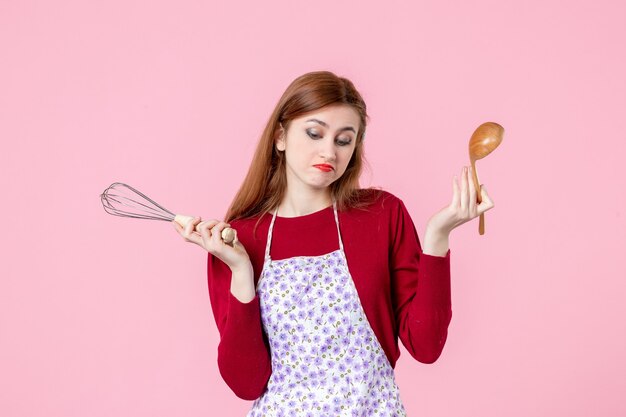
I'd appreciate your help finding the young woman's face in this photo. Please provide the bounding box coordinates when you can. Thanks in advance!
[276,104,360,193]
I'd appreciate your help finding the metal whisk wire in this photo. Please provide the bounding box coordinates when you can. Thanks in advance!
[100,181,236,245]
[100,182,176,222]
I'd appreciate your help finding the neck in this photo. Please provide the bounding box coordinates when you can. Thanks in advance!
[277,188,333,218]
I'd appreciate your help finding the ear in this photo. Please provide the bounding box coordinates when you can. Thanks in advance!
[275,124,286,151]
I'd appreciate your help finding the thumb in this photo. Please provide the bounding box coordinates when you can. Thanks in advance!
[479,185,494,208]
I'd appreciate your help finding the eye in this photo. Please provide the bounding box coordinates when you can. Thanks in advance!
[306,129,321,139]
[336,138,352,146]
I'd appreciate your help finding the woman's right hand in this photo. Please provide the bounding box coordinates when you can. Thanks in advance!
[172,217,251,272]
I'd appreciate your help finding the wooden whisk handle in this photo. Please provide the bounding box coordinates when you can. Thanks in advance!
[174,214,236,246]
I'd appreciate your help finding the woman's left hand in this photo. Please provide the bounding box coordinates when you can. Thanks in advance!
[426,165,495,236]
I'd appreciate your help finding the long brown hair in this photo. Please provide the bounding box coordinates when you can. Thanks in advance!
[225,70,381,224]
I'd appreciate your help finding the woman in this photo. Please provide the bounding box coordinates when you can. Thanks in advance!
[173,71,494,416]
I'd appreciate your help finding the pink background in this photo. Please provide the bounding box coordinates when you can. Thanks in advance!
[1,1,625,416]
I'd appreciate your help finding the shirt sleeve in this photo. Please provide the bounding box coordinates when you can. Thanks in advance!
[390,198,453,364]
[207,252,272,400]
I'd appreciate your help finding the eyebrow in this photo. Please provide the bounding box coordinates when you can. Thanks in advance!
[306,119,356,134]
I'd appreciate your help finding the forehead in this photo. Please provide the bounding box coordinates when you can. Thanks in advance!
[293,104,360,130]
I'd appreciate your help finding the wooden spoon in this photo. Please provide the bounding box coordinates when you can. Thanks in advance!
[468,122,504,235]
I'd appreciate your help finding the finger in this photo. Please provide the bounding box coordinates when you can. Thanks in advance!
[184,216,202,235]
[209,221,232,246]
[179,217,204,245]
[468,166,477,215]
[196,219,220,236]
[477,185,495,213]
[460,166,468,212]
[451,174,460,208]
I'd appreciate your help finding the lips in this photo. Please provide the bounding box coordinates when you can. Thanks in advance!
[313,164,334,172]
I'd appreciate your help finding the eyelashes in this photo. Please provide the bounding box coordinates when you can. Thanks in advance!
[306,130,352,146]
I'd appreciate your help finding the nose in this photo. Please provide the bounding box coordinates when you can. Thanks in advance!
[318,137,336,162]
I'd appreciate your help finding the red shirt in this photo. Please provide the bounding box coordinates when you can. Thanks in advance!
[207,190,452,400]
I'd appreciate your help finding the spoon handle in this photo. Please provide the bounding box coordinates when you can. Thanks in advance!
[470,160,485,235]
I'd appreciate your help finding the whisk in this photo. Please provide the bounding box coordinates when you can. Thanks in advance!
[100,182,236,245]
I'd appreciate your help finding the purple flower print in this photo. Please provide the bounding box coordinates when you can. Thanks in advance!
[253,249,408,417]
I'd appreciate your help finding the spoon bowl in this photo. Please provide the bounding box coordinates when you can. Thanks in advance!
[469,122,504,235]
